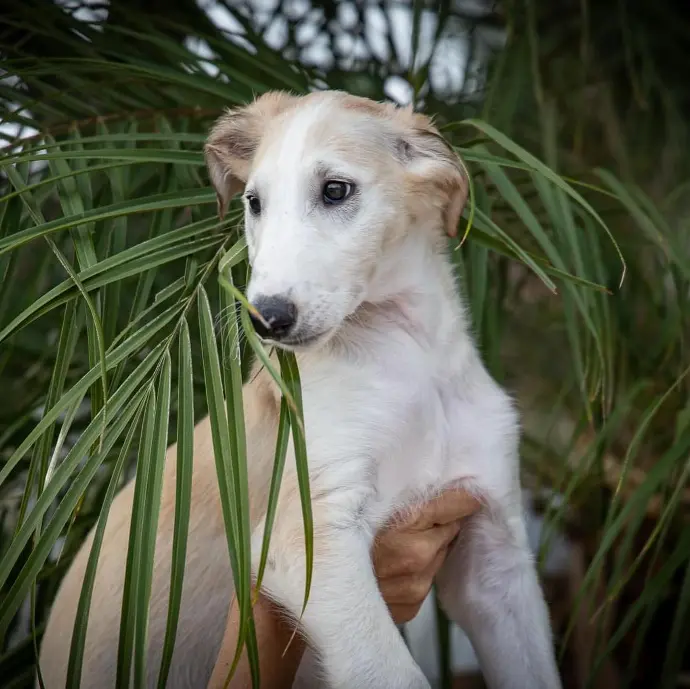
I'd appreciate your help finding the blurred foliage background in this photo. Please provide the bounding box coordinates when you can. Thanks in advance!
[1,1,689,688]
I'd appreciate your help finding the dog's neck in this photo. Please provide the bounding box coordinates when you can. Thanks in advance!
[334,222,472,362]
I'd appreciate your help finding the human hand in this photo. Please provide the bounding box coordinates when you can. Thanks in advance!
[208,488,480,689]
[372,488,481,624]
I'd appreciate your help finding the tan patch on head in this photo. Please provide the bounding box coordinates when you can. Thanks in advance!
[339,94,468,237]
[204,91,300,217]
[322,92,468,237]
[391,114,468,238]
[338,92,439,136]
[401,146,468,238]
[339,92,388,117]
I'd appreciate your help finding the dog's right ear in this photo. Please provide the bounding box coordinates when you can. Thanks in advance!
[204,91,299,219]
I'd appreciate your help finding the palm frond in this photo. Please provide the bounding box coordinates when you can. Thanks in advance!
[1,1,689,687]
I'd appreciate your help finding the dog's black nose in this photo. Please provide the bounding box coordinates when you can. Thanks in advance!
[249,296,297,340]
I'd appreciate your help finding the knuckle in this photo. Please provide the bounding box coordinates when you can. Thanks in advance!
[409,576,431,604]
[409,542,435,571]
[399,551,421,574]
[409,551,428,573]
[420,541,438,567]
[398,558,415,576]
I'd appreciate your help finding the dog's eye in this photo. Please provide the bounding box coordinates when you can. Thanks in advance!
[245,194,261,216]
[322,181,353,205]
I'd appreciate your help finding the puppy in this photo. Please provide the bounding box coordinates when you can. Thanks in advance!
[39,90,562,689]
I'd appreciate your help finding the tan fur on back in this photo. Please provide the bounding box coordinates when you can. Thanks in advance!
[39,361,284,688]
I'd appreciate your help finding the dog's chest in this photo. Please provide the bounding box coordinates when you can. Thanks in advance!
[299,348,468,521]
[370,370,463,512]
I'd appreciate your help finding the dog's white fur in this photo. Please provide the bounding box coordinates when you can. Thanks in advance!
[39,91,562,689]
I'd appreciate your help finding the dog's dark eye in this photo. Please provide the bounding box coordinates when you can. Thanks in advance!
[323,181,353,205]
[246,194,261,215]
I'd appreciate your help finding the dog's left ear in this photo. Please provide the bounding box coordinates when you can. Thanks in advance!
[205,91,299,219]
[395,113,468,238]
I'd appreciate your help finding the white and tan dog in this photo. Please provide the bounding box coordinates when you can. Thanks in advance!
[40,90,562,689]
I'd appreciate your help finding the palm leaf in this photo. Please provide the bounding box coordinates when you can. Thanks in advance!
[2,3,689,688]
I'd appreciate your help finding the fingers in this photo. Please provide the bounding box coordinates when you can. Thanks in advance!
[380,547,450,625]
[389,603,422,625]
[434,519,463,551]
[379,546,448,605]
[372,487,482,627]
[373,519,460,579]
[380,573,432,608]
[408,488,481,531]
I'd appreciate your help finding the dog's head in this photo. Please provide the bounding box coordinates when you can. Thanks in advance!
[205,90,467,349]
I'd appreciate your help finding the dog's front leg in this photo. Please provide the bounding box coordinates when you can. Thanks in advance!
[254,520,430,689]
[435,501,562,689]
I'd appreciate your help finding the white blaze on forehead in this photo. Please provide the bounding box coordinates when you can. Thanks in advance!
[253,94,337,178]
[244,93,392,333]
[246,96,342,303]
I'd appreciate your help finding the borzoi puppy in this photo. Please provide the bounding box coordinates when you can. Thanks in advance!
[40,90,562,689]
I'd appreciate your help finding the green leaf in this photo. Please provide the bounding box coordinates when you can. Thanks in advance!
[276,350,313,617]
[13,299,81,536]
[0,386,150,640]
[458,118,627,286]
[0,226,225,343]
[133,353,172,689]
[0,343,167,596]
[659,554,690,688]
[0,188,215,255]
[218,272,259,685]
[156,321,195,689]
[3,163,109,448]
[66,404,144,689]
[116,387,158,689]
[0,307,179,489]
[197,285,249,685]
[254,397,290,594]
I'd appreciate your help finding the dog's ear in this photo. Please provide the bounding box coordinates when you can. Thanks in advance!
[394,111,468,238]
[204,91,299,218]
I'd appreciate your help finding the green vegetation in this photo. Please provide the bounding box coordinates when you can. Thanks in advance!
[1,1,688,687]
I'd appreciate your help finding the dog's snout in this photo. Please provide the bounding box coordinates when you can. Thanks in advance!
[250,295,298,340]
